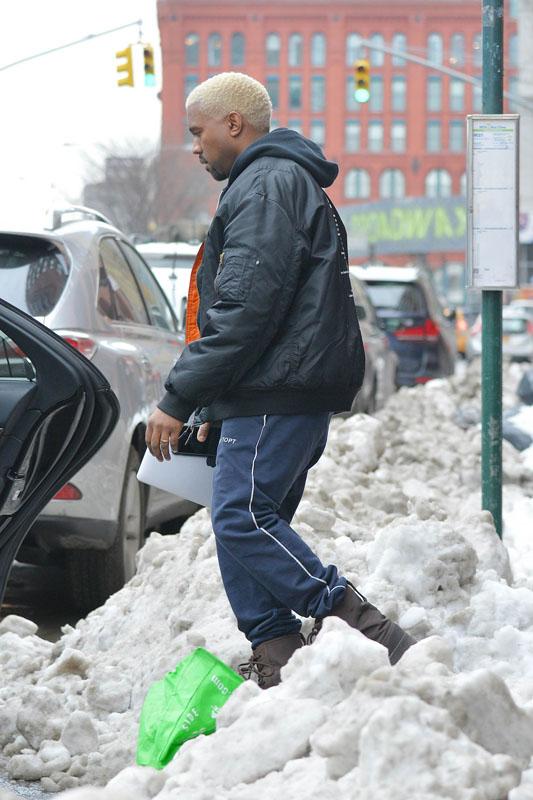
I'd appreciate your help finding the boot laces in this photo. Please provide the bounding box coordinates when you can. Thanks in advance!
[306,618,323,645]
[238,653,275,689]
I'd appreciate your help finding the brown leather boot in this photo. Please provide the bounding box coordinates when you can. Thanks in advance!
[238,633,304,689]
[309,583,416,665]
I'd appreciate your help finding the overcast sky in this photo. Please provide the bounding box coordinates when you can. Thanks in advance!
[1,0,161,226]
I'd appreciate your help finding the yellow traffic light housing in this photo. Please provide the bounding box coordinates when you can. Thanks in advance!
[116,45,134,87]
[143,45,156,87]
[354,59,370,103]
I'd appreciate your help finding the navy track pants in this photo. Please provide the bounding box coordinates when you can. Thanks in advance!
[211,413,347,648]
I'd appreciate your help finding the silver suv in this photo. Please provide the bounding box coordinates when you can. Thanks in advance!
[0,208,196,610]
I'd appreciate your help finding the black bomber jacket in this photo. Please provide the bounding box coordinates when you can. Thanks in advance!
[158,128,365,422]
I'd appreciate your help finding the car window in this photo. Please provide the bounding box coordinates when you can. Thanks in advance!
[0,235,70,316]
[0,331,35,380]
[503,317,527,334]
[98,238,149,325]
[364,281,428,315]
[119,242,177,332]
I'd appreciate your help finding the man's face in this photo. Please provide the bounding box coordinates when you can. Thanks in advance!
[187,105,236,182]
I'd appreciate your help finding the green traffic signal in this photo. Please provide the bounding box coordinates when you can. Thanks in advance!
[354,59,370,104]
[143,45,155,87]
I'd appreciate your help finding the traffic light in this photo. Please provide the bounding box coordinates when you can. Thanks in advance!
[354,59,370,103]
[143,45,156,87]
[116,45,134,87]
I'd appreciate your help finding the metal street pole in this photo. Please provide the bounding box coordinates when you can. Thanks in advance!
[481,0,504,536]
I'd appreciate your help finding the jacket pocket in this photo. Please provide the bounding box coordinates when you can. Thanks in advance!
[214,254,254,303]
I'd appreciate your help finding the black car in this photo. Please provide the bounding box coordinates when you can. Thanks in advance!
[0,298,118,609]
[351,266,456,386]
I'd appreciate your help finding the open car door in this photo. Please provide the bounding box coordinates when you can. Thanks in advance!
[0,298,119,606]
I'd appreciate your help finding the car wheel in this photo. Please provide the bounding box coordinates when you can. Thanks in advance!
[66,446,146,613]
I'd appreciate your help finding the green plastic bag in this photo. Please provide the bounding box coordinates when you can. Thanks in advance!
[136,647,244,769]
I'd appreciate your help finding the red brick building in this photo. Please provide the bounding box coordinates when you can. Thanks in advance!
[157,0,518,301]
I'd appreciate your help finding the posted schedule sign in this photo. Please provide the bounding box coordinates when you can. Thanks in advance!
[467,114,519,289]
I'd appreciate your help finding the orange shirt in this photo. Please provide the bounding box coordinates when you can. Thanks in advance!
[185,242,204,344]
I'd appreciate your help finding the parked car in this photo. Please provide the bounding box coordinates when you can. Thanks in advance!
[351,266,456,386]
[135,241,199,329]
[349,272,398,413]
[0,298,119,610]
[0,207,197,611]
[509,298,533,321]
[469,307,533,361]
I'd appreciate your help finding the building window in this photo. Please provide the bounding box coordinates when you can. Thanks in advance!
[345,168,370,199]
[231,33,245,66]
[345,120,361,152]
[391,120,406,152]
[392,33,407,66]
[426,76,442,111]
[288,119,302,134]
[473,33,482,68]
[288,33,303,67]
[509,33,518,67]
[425,169,452,197]
[449,33,465,66]
[289,75,302,109]
[369,76,383,112]
[473,83,482,111]
[370,33,384,66]
[271,119,279,130]
[449,79,465,111]
[380,169,405,199]
[266,33,281,66]
[508,75,519,111]
[185,74,198,98]
[311,76,326,112]
[449,121,464,152]
[510,0,518,17]
[426,120,442,152]
[427,33,443,64]
[391,76,406,111]
[266,75,280,109]
[346,75,361,111]
[310,120,325,146]
[346,32,363,64]
[460,172,467,195]
[368,121,384,152]
[311,33,326,67]
[185,33,199,66]
[208,33,222,66]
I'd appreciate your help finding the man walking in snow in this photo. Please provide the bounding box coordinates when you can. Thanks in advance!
[146,72,415,687]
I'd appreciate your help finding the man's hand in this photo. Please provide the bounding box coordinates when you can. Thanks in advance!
[197,422,211,442]
[146,408,185,462]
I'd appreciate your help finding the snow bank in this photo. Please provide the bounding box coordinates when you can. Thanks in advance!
[1,362,533,798]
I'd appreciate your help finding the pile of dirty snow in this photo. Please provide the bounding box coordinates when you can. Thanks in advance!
[1,362,533,800]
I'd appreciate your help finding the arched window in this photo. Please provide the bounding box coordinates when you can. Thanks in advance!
[185,32,199,66]
[207,33,222,66]
[346,33,362,64]
[345,168,371,199]
[231,32,245,66]
[288,33,303,67]
[392,32,407,66]
[425,169,452,198]
[427,33,443,64]
[380,169,405,199]
[509,33,518,67]
[450,33,465,66]
[370,33,384,66]
[266,33,281,66]
[473,33,482,68]
[311,33,326,66]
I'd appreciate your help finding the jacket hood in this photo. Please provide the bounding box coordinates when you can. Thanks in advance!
[228,128,339,188]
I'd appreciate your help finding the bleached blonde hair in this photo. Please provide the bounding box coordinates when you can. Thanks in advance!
[186,72,272,132]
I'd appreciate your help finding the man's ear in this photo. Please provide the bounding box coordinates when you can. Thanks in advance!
[227,111,244,137]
